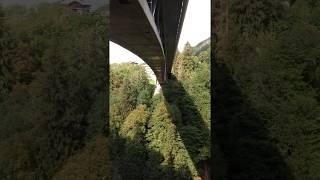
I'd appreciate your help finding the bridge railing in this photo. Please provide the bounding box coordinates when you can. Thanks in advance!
[146,0,165,49]
[146,0,157,16]
[145,0,189,81]
[146,0,188,53]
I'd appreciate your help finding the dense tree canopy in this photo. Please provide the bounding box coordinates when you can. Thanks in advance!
[214,0,320,179]
[0,3,108,179]
[110,39,211,179]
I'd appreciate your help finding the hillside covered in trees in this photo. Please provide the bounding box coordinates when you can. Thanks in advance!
[110,40,211,179]
[0,3,108,179]
[214,0,320,179]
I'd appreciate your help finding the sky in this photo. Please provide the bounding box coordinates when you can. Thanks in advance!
[110,0,211,64]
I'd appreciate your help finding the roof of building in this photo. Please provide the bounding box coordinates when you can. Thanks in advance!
[60,0,91,5]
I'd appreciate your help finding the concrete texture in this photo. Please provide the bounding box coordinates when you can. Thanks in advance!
[110,0,166,82]
[110,0,188,84]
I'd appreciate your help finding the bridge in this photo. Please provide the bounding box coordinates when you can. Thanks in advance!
[110,0,189,84]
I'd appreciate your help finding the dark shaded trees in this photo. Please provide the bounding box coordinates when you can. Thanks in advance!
[214,0,320,179]
[0,4,108,179]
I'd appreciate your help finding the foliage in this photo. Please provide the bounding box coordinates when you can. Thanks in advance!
[53,135,110,180]
[110,39,211,179]
[215,0,320,179]
[0,4,108,179]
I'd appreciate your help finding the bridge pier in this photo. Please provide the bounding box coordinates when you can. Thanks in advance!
[167,72,173,80]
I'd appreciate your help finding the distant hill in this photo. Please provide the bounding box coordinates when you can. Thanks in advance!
[193,37,210,56]
[1,0,109,10]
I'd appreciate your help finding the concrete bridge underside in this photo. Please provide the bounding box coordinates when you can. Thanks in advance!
[110,0,188,84]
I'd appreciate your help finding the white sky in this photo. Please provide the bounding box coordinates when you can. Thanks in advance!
[109,0,211,64]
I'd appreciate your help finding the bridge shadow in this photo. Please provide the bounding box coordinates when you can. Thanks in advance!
[109,133,192,180]
[160,75,211,179]
[109,75,207,179]
[213,62,295,180]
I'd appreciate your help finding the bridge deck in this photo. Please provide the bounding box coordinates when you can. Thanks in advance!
[110,0,188,84]
[110,0,166,83]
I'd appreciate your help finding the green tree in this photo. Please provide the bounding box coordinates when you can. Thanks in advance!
[0,4,109,178]
[215,0,320,179]
[146,101,196,179]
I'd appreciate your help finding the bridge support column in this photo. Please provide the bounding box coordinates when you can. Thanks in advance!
[163,61,168,82]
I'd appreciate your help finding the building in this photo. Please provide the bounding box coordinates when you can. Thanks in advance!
[129,61,138,65]
[61,0,91,13]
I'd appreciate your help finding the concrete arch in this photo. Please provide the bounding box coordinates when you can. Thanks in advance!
[110,0,188,84]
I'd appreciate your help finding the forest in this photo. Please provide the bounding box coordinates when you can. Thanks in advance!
[0,3,109,179]
[213,0,320,179]
[0,2,211,179]
[2,0,320,179]
[109,40,211,179]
